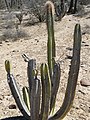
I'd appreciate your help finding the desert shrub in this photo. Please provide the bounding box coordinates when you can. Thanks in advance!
[22,0,68,22]
[23,0,47,22]
[4,0,23,11]
[0,0,6,9]
[2,28,27,41]
[23,0,85,22]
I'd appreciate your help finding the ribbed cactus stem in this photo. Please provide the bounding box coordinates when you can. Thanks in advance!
[46,1,56,76]
[8,74,30,119]
[27,59,36,92]
[49,24,82,120]
[5,60,30,120]
[40,63,51,120]
[30,70,41,120]
[50,63,61,113]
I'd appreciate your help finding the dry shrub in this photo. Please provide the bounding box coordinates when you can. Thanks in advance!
[2,28,28,41]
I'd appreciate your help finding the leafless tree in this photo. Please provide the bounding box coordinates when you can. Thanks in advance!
[68,0,78,13]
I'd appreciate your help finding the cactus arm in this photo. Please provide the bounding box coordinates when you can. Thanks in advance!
[46,1,56,76]
[40,63,51,120]
[50,63,61,113]
[22,86,30,111]
[40,64,46,120]
[7,74,30,120]
[46,1,61,115]
[49,24,82,120]
[30,72,41,120]
[27,59,36,92]
[5,60,30,119]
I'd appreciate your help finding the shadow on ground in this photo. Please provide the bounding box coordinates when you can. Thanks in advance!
[1,116,26,120]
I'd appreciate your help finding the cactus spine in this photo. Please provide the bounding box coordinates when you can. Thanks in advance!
[5,1,82,120]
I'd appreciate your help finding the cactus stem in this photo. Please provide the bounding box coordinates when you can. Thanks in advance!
[46,1,56,76]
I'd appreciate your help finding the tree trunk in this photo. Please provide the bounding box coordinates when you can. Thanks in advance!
[73,0,77,13]
[68,0,74,13]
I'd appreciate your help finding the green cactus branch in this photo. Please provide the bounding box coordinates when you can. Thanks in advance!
[46,1,60,114]
[5,60,30,119]
[40,63,51,120]
[50,63,61,113]
[30,74,41,120]
[27,59,36,92]
[46,1,56,76]
[49,24,82,120]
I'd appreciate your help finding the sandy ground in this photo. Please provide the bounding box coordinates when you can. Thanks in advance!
[0,5,90,120]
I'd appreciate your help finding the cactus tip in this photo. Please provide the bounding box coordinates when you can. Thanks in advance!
[45,1,55,16]
[75,24,81,30]
[5,60,10,73]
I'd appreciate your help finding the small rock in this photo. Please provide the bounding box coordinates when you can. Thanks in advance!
[5,40,9,42]
[12,50,19,52]
[82,32,86,35]
[69,19,71,21]
[81,64,85,68]
[12,50,16,52]
[9,104,16,109]
[0,41,2,44]
[16,74,20,77]
[66,47,73,51]
[0,95,4,100]
[66,55,72,59]
[7,43,11,46]
[82,41,86,43]
[84,44,89,47]
[80,80,90,87]
[78,90,85,95]
[88,107,90,113]
[35,39,39,43]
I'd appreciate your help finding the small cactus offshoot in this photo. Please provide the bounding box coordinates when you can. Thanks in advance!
[5,1,82,120]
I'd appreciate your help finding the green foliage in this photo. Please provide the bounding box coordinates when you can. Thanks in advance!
[5,1,82,120]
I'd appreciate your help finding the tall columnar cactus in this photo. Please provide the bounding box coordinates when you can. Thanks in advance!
[46,1,55,76]
[5,1,82,120]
